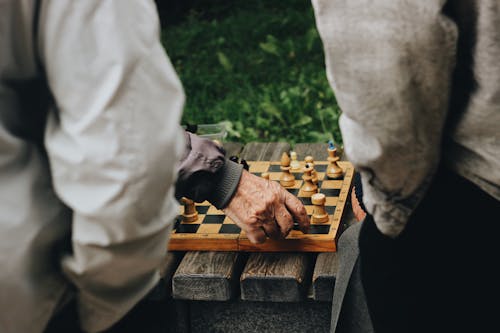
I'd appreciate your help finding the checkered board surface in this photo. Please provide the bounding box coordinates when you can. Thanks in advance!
[168,160,354,252]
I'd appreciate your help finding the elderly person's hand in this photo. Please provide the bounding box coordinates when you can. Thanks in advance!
[223,170,310,244]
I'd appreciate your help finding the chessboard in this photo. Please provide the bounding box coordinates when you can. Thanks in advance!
[168,158,354,252]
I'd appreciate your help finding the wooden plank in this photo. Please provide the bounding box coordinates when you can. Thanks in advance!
[312,252,339,302]
[240,142,347,302]
[240,252,314,302]
[172,251,247,301]
[223,142,244,158]
[240,142,313,301]
[171,142,244,301]
[297,142,358,301]
[240,141,290,161]
[312,190,358,301]
[221,141,243,158]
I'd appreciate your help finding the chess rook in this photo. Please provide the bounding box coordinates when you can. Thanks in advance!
[311,193,329,223]
[279,152,295,187]
[181,197,198,222]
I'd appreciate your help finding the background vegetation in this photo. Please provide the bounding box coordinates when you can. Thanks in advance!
[159,0,342,146]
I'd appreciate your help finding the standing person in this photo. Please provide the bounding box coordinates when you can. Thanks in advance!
[0,1,310,332]
[312,1,500,332]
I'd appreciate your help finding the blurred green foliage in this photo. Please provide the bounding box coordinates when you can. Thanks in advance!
[161,0,342,146]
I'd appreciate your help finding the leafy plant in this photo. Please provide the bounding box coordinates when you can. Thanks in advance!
[161,0,342,146]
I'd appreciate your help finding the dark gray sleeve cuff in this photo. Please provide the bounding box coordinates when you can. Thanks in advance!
[207,158,244,209]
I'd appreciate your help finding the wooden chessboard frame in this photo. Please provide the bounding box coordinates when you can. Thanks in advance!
[168,160,354,252]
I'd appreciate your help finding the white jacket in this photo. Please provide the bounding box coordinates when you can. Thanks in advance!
[313,0,500,237]
[0,0,185,332]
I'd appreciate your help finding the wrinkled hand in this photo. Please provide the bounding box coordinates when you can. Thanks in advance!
[223,170,310,244]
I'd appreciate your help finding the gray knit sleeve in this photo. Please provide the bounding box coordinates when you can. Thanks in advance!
[175,131,243,209]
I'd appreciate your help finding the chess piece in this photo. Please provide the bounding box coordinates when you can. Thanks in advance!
[240,159,249,171]
[304,155,318,184]
[290,151,301,171]
[279,152,295,187]
[311,193,329,223]
[301,163,318,196]
[181,197,198,222]
[261,172,270,180]
[326,141,343,179]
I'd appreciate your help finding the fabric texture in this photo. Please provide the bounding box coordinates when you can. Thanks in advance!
[175,131,243,209]
[311,0,500,332]
[312,0,500,239]
[0,0,241,332]
[330,222,373,333]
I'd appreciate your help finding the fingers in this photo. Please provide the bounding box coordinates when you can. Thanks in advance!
[261,218,282,239]
[245,226,268,244]
[222,169,310,244]
[274,206,294,238]
[284,191,310,233]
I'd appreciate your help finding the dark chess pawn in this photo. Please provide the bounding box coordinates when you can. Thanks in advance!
[181,197,198,223]
[229,155,249,171]
[240,159,249,171]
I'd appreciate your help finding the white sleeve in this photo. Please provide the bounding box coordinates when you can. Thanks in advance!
[312,0,458,237]
[39,1,184,331]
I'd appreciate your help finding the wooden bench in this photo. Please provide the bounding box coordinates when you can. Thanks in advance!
[136,142,356,333]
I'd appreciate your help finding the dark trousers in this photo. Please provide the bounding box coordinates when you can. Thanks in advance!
[358,167,499,333]
[44,290,174,333]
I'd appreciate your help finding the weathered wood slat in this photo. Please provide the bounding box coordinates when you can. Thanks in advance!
[296,143,338,302]
[172,251,247,301]
[240,141,290,162]
[297,142,357,301]
[240,252,313,302]
[240,143,338,302]
[220,142,243,158]
[172,142,245,301]
[312,252,338,301]
[312,203,357,301]
[240,142,324,302]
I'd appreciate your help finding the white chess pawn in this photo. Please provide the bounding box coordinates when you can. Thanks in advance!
[279,152,295,187]
[305,155,318,184]
[311,193,329,223]
[290,151,301,171]
[327,142,343,179]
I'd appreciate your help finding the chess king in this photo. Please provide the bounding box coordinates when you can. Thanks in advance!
[326,141,343,179]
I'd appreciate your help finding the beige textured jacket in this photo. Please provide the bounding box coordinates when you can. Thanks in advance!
[313,0,500,238]
[0,0,185,332]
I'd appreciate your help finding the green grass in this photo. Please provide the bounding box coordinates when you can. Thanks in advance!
[161,0,342,146]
